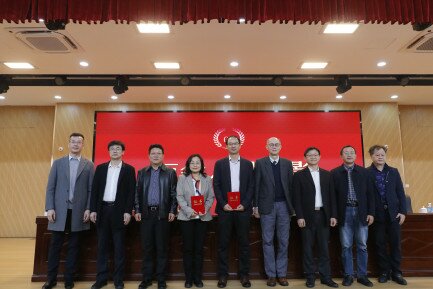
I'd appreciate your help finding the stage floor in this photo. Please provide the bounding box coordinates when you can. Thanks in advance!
[1,238,432,289]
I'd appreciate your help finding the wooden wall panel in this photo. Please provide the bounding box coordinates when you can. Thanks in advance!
[0,107,54,237]
[399,106,433,213]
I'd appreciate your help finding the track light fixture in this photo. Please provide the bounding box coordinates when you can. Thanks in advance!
[0,76,10,93]
[273,76,283,86]
[412,22,432,31]
[44,20,67,31]
[335,76,352,94]
[54,76,67,86]
[180,76,190,86]
[113,76,129,95]
[396,76,410,86]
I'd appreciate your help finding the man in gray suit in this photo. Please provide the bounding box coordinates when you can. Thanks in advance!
[253,137,294,287]
[42,132,94,289]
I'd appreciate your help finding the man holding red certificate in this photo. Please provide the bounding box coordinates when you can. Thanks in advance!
[213,135,255,288]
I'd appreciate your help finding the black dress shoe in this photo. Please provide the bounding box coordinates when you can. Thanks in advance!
[42,281,57,289]
[184,281,193,288]
[342,275,353,286]
[391,274,407,285]
[321,279,339,288]
[378,273,390,283]
[64,282,74,289]
[194,280,204,288]
[138,280,152,289]
[240,276,251,288]
[217,276,227,288]
[306,277,315,288]
[158,281,167,289]
[357,276,373,287]
[91,281,107,289]
[115,285,125,289]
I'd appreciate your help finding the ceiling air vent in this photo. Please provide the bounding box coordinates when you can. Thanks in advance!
[7,27,82,53]
[404,31,433,53]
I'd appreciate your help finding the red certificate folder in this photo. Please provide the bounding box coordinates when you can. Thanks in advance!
[227,192,241,209]
[191,195,205,214]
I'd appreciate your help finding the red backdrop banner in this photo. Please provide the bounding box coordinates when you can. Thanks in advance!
[93,111,364,174]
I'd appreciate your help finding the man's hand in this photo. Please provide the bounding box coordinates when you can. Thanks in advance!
[191,210,198,218]
[236,204,245,211]
[330,218,337,227]
[168,213,176,222]
[223,204,233,211]
[83,210,90,223]
[90,212,97,223]
[366,215,374,226]
[124,213,131,225]
[47,209,56,223]
[253,207,260,219]
[135,213,142,222]
[396,213,406,225]
[297,218,306,228]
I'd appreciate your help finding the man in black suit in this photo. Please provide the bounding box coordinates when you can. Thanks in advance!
[367,145,407,285]
[331,145,375,287]
[213,135,254,288]
[253,137,293,287]
[90,140,136,289]
[293,147,338,288]
[135,144,178,289]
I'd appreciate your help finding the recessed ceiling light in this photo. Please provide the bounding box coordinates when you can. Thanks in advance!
[239,18,246,23]
[154,62,180,69]
[167,95,175,99]
[0,95,5,100]
[390,95,399,99]
[323,23,359,34]
[54,95,62,100]
[280,95,287,100]
[224,94,231,99]
[79,61,89,67]
[336,94,343,99]
[230,61,239,67]
[4,62,34,69]
[377,61,387,67]
[111,95,118,100]
[136,23,170,33]
[301,62,328,69]
[39,19,44,22]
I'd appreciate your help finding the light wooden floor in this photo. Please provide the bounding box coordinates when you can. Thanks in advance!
[1,238,432,289]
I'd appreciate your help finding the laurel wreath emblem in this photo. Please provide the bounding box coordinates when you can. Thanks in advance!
[213,128,245,148]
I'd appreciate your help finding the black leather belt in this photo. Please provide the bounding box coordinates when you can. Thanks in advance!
[103,201,115,206]
[148,206,159,211]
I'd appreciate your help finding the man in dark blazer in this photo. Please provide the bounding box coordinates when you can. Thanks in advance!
[43,132,94,289]
[134,144,178,289]
[253,137,293,287]
[213,135,254,288]
[293,147,338,288]
[367,145,407,285]
[331,145,375,287]
[89,140,136,289]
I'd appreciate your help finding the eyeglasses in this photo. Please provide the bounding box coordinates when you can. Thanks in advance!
[109,147,122,152]
[343,151,356,156]
[227,142,240,146]
[268,143,281,148]
[306,154,319,157]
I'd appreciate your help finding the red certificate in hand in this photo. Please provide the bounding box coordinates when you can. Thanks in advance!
[191,195,205,214]
[227,192,241,209]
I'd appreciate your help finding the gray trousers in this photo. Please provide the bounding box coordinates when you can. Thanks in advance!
[260,201,291,278]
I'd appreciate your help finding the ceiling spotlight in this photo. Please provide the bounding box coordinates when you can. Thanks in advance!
[0,95,5,100]
[54,76,67,86]
[180,76,190,86]
[335,76,352,94]
[167,95,175,99]
[0,76,10,93]
[111,95,118,100]
[224,94,231,99]
[79,61,89,67]
[230,61,239,67]
[239,18,246,23]
[280,95,287,100]
[44,19,67,31]
[336,94,343,99]
[38,19,44,23]
[377,61,387,67]
[54,95,62,100]
[390,95,399,99]
[113,76,128,95]
[396,76,410,86]
[412,22,432,31]
[273,76,284,86]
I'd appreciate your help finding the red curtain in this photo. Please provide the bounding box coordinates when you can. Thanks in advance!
[1,0,432,24]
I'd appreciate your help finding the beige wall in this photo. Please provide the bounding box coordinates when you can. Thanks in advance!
[399,106,433,212]
[0,107,54,237]
[3,102,430,237]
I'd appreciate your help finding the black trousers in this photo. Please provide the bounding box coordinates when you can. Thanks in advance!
[372,209,402,275]
[217,210,251,277]
[300,209,331,279]
[47,209,80,285]
[179,219,208,282]
[140,210,170,282]
[96,204,126,286]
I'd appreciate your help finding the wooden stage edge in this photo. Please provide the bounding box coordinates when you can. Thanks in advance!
[32,214,433,282]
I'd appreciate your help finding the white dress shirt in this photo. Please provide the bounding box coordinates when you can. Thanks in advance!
[103,161,122,202]
[229,155,241,192]
[309,166,323,208]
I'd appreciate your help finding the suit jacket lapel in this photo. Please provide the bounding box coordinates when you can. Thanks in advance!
[76,158,86,179]
[265,159,275,186]
[305,168,315,187]
[64,156,70,184]
[224,158,232,191]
